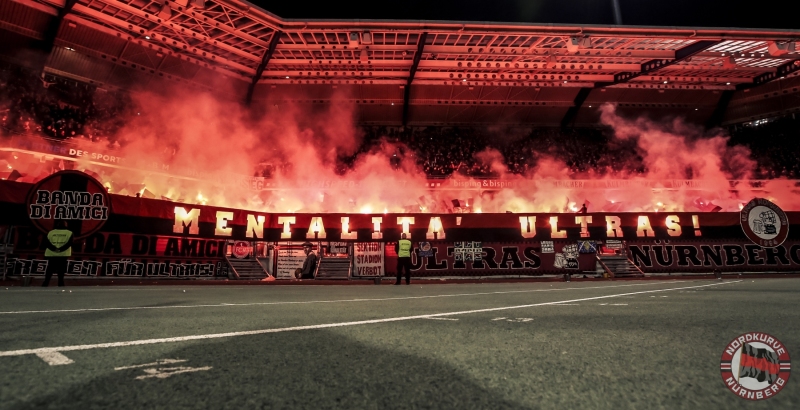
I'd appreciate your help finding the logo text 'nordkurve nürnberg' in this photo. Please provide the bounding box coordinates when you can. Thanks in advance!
[720,332,791,401]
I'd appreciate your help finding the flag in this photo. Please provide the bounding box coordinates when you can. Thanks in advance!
[578,241,597,254]
[739,343,780,384]
[602,200,625,212]
[693,198,723,212]
[441,200,452,213]
[7,169,22,181]
[417,195,436,212]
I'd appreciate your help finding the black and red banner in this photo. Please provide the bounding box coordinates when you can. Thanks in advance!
[627,240,800,272]
[7,229,230,277]
[13,228,228,259]
[2,177,798,242]
[384,241,597,276]
[1,173,800,278]
[5,256,228,278]
[25,171,111,239]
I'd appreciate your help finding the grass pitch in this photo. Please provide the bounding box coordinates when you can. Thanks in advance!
[0,279,798,409]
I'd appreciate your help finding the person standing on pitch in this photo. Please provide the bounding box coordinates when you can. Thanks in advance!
[299,242,318,279]
[394,233,412,285]
[42,220,73,287]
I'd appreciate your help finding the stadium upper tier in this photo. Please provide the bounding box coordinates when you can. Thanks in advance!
[1,0,799,125]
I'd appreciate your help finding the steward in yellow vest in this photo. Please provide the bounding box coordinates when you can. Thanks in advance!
[45,229,73,257]
[394,233,413,285]
[43,221,73,287]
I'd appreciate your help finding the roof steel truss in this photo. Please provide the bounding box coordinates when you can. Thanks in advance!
[7,0,800,101]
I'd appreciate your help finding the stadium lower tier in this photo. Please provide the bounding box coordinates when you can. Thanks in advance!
[1,173,798,279]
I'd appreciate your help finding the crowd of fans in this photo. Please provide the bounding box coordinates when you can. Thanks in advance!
[351,126,648,178]
[2,62,799,180]
[0,63,130,144]
[730,115,800,179]
[352,115,799,180]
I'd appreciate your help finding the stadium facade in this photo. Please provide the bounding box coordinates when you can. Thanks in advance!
[1,1,799,281]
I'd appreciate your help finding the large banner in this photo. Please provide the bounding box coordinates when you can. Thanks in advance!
[1,173,799,278]
[7,228,229,278]
[2,178,799,243]
[628,241,800,273]
[5,256,228,278]
[13,228,228,259]
[384,241,597,276]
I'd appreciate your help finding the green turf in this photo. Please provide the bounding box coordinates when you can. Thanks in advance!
[0,279,797,409]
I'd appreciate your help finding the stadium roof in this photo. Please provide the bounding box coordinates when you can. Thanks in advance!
[2,0,800,126]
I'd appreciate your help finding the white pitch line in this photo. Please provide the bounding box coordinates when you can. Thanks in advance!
[0,281,684,315]
[0,280,739,361]
[135,366,212,380]
[423,317,459,321]
[115,359,187,371]
[34,351,74,366]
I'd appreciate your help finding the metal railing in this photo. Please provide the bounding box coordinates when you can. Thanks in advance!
[0,226,13,281]
[595,255,614,278]
[223,256,241,280]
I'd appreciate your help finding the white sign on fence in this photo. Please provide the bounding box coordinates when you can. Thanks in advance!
[353,242,384,277]
[275,242,308,279]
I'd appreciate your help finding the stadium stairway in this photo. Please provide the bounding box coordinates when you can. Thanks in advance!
[596,255,645,278]
[315,257,351,280]
[226,257,269,280]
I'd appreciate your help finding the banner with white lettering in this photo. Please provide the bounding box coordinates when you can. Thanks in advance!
[4,257,228,277]
[385,241,596,276]
[353,242,384,277]
[627,240,800,272]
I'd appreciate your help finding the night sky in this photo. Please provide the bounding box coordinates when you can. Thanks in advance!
[255,0,796,30]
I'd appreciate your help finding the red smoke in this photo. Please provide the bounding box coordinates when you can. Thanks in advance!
[2,85,799,213]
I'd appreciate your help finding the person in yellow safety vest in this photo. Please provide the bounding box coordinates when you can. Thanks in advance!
[42,220,73,287]
[394,233,413,285]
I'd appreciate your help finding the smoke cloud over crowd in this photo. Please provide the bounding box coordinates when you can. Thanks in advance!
[3,82,799,213]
